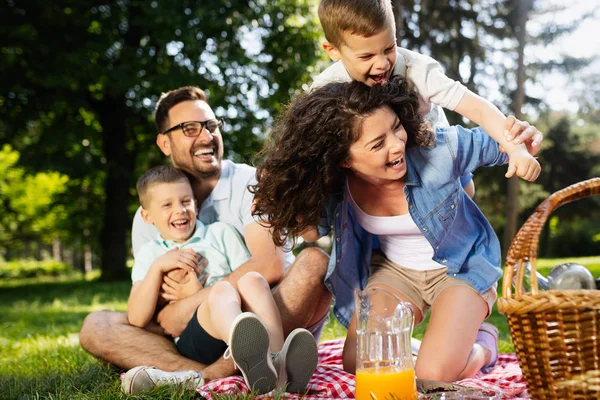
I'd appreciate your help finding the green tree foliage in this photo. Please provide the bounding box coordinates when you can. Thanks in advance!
[534,117,600,257]
[392,0,488,125]
[0,0,323,280]
[392,1,595,256]
[0,145,69,258]
[574,72,600,125]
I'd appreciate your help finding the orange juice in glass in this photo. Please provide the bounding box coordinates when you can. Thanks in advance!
[355,366,417,400]
[354,287,416,400]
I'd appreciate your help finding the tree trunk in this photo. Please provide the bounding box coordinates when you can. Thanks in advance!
[84,244,93,273]
[96,97,133,281]
[72,245,85,273]
[502,0,532,258]
[52,238,62,262]
[393,0,406,41]
[35,240,43,260]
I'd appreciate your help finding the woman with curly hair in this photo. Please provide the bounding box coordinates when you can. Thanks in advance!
[251,76,540,381]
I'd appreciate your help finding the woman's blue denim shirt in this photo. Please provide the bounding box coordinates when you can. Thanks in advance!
[318,126,509,328]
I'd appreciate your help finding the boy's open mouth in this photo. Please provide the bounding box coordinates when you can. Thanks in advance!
[171,219,190,229]
[369,72,389,84]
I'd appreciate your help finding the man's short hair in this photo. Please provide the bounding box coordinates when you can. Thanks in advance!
[136,165,190,208]
[318,0,395,48]
[154,86,207,134]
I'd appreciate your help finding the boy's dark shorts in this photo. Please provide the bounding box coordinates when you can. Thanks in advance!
[176,308,227,365]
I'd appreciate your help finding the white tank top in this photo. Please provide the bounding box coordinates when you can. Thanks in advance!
[347,184,445,271]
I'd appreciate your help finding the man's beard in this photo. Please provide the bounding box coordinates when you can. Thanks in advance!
[193,163,221,179]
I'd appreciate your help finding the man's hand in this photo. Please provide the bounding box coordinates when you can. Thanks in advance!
[503,116,543,156]
[161,269,207,303]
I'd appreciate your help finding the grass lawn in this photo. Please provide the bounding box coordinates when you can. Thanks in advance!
[1,256,599,399]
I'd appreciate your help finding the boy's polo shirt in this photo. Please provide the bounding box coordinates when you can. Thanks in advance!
[131,221,250,287]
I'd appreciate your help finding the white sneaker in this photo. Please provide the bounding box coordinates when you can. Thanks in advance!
[227,312,277,394]
[272,328,318,393]
[121,366,204,395]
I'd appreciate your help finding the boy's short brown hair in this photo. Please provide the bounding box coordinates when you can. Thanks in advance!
[136,165,190,208]
[318,0,395,48]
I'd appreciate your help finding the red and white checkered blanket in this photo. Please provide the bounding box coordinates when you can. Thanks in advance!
[198,339,530,399]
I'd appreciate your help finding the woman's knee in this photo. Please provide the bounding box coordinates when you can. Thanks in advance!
[415,358,462,382]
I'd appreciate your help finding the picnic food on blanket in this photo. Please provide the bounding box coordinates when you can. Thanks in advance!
[354,287,417,400]
[418,388,501,399]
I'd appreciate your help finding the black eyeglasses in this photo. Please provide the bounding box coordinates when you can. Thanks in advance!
[162,119,223,137]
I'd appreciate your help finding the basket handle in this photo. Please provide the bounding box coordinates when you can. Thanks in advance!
[502,177,600,300]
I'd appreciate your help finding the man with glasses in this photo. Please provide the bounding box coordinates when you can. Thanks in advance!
[79,86,331,394]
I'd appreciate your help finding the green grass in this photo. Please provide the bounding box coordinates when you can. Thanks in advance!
[1,256,599,399]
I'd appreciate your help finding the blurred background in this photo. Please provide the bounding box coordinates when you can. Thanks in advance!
[1,0,599,281]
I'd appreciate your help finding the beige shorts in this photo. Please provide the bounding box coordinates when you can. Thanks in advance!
[367,251,497,324]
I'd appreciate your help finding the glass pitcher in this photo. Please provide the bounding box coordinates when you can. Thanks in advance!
[354,286,417,400]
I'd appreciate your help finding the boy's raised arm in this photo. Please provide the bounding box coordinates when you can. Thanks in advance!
[399,48,543,156]
[454,92,541,181]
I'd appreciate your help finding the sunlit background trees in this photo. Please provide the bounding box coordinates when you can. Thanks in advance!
[1,0,598,280]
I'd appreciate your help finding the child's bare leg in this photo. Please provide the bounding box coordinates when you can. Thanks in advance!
[195,280,242,342]
[198,275,277,394]
[237,271,284,353]
[415,286,489,382]
[237,271,318,394]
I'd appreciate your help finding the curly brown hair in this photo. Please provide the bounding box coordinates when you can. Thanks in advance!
[251,76,433,247]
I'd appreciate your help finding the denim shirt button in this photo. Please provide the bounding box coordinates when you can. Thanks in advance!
[335,213,339,217]
[336,237,340,242]
[442,259,447,264]
[409,204,414,209]
[423,227,428,232]
[451,204,455,209]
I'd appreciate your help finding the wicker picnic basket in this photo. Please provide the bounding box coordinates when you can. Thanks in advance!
[497,177,600,400]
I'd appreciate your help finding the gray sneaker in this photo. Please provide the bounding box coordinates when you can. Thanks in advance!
[272,328,318,393]
[227,312,277,394]
[121,366,204,394]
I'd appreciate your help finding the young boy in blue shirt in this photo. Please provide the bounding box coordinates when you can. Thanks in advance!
[123,165,316,395]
